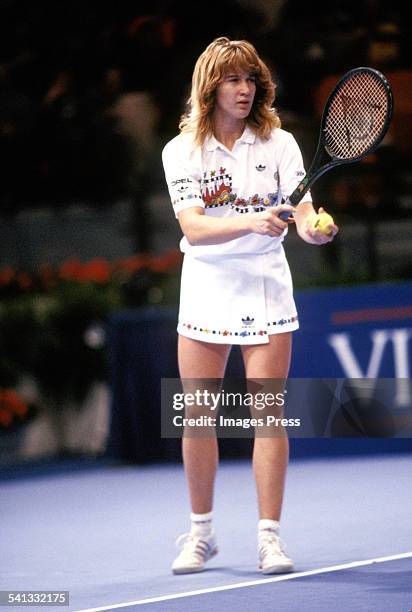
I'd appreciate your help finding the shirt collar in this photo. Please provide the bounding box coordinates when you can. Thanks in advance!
[205,125,256,152]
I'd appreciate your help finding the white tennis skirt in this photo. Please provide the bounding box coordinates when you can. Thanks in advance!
[177,246,299,345]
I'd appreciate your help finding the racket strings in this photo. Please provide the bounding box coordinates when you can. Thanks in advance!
[324,72,389,159]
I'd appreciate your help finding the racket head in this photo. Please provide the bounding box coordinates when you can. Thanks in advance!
[320,67,393,162]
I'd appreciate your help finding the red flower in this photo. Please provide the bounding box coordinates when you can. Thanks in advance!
[79,258,111,284]
[0,389,28,428]
[59,258,111,284]
[149,250,183,273]
[59,258,84,282]
[112,254,150,277]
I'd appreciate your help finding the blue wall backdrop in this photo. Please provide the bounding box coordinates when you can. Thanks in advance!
[291,281,412,378]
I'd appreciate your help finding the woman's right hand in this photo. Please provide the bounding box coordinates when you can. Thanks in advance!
[249,204,296,237]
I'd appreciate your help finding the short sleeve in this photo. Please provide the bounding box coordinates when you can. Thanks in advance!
[162,136,204,217]
[276,132,312,203]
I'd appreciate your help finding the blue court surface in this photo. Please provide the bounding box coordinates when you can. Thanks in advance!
[1,453,411,612]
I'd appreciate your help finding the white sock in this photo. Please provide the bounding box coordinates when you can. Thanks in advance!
[190,511,213,537]
[258,519,280,536]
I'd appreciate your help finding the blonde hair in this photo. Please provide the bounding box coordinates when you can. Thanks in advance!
[179,37,281,146]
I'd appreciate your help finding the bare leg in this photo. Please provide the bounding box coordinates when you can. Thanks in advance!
[241,333,292,520]
[178,335,231,514]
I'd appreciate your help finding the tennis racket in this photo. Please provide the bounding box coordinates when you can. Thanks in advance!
[280,66,393,220]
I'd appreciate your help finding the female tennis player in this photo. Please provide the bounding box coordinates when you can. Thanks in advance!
[162,37,338,575]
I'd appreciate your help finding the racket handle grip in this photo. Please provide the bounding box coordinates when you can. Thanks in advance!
[279,206,293,221]
[278,181,310,220]
[279,196,296,221]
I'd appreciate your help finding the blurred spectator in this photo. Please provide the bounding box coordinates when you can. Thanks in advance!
[35,66,130,205]
[367,20,402,69]
[110,87,162,251]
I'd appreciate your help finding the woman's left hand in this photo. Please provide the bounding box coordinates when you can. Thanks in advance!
[296,206,339,245]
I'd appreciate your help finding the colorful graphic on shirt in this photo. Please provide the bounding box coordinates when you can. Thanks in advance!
[201,169,235,208]
[231,192,278,213]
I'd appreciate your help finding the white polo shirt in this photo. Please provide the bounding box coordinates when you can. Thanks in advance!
[162,125,311,257]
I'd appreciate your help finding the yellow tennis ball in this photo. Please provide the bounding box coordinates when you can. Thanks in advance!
[313,211,334,235]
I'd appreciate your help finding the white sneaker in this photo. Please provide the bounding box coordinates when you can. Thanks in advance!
[258,530,294,574]
[172,531,218,574]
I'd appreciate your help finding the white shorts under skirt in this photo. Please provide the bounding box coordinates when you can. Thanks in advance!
[177,246,299,345]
